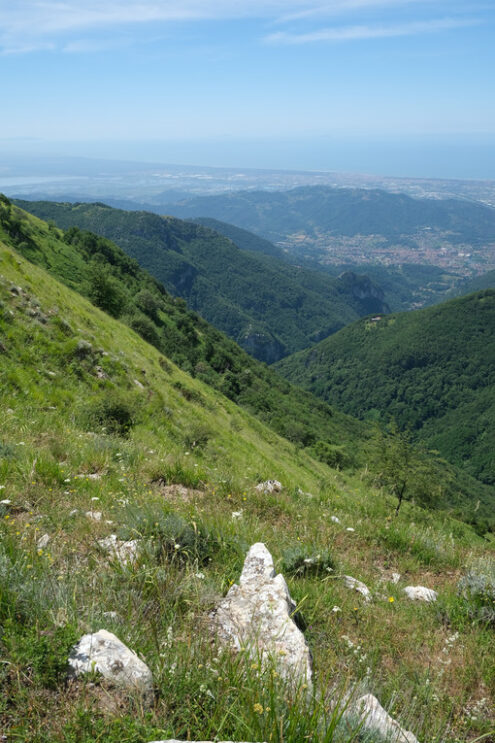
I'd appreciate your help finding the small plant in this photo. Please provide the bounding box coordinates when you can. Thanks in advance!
[457,557,495,627]
[282,544,337,578]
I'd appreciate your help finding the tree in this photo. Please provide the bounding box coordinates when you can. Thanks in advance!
[370,420,440,515]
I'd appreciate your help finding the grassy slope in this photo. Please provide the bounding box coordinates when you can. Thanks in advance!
[275,291,495,489]
[0,198,366,458]
[15,200,388,362]
[1,237,495,742]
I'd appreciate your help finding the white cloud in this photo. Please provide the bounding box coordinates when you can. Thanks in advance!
[265,16,480,44]
[0,1,481,53]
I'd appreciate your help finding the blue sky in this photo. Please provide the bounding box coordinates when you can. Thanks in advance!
[1,1,495,176]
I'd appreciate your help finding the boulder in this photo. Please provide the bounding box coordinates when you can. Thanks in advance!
[212,542,312,688]
[255,480,282,494]
[403,586,437,603]
[37,533,50,550]
[68,629,153,703]
[98,534,140,566]
[343,575,371,602]
[350,694,419,743]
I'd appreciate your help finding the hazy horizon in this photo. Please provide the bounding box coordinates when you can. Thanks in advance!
[1,1,494,182]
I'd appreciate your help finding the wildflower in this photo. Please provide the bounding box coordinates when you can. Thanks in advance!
[331,606,341,613]
[195,572,205,580]
[265,706,271,712]
[388,597,395,603]
[26,564,32,569]
[250,662,259,670]
[253,703,264,715]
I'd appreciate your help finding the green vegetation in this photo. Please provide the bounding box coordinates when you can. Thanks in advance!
[15,199,388,362]
[452,268,495,297]
[151,184,495,246]
[1,197,492,526]
[275,292,495,497]
[0,224,494,741]
[1,196,365,457]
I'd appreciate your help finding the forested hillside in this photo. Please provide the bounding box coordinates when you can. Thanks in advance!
[15,200,389,363]
[150,185,495,245]
[275,291,495,487]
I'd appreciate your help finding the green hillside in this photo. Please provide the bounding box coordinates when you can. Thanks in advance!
[190,216,286,258]
[1,203,495,742]
[2,196,493,524]
[275,291,495,487]
[15,199,389,363]
[0,195,364,456]
[452,268,495,296]
[149,185,495,245]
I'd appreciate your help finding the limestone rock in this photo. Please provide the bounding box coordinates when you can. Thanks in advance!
[255,480,282,494]
[98,534,140,566]
[351,694,419,743]
[37,533,50,549]
[68,629,153,703]
[85,510,102,521]
[330,515,340,524]
[212,543,312,688]
[403,586,437,602]
[343,575,371,601]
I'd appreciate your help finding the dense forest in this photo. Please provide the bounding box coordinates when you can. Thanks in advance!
[276,291,495,487]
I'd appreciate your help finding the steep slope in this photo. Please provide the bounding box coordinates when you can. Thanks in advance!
[275,291,495,487]
[1,196,492,525]
[190,216,286,258]
[15,199,389,363]
[0,195,363,456]
[0,217,494,743]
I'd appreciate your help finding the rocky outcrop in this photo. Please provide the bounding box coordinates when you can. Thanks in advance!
[68,629,153,703]
[212,543,312,688]
[403,586,437,602]
[350,694,419,743]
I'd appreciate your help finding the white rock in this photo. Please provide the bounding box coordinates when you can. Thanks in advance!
[0,499,11,506]
[98,534,140,566]
[103,611,120,621]
[403,586,437,602]
[346,527,355,532]
[330,515,340,524]
[69,509,79,517]
[68,629,153,702]
[391,573,401,584]
[37,533,50,549]
[212,543,312,688]
[343,575,371,601]
[350,694,419,743]
[85,511,102,521]
[255,480,282,494]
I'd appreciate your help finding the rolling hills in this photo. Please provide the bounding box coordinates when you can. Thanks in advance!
[275,291,495,488]
[15,199,389,363]
[1,196,495,742]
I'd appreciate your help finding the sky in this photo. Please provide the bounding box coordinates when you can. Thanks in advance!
[1,0,495,177]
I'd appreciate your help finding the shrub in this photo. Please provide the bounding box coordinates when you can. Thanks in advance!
[84,391,140,436]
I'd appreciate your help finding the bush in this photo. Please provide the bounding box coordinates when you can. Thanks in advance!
[312,441,351,469]
[84,391,140,436]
